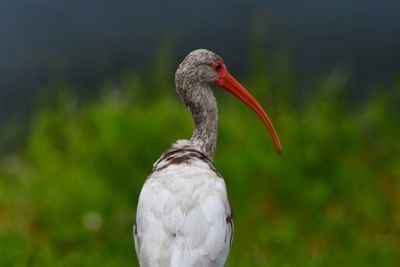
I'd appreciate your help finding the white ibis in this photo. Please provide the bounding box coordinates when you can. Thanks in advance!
[134,49,281,267]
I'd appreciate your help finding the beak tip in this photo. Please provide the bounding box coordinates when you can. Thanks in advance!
[275,144,282,155]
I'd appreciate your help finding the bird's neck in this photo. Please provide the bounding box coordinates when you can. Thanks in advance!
[187,84,218,161]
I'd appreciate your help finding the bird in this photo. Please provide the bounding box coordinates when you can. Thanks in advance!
[134,49,281,267]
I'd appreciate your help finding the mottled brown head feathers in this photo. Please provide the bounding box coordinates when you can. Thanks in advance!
[175,49,221,99]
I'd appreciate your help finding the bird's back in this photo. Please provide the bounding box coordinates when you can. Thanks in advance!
[134,142,233,267]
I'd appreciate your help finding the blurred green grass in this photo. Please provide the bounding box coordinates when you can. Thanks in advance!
[0,48,400,267]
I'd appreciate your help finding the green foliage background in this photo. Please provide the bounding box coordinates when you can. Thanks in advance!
[0,46,399,266]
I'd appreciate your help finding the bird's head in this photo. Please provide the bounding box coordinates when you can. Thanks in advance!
[175,49,282,155]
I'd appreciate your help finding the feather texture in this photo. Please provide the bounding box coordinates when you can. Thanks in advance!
[134,143,233,267]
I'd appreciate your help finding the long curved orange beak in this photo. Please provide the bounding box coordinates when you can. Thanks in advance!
[214,63,282,155]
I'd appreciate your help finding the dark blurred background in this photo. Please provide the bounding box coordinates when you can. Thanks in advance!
[1,1,400,267]
[1,0,400,125]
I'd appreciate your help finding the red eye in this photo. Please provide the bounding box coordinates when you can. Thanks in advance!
[213,61,223,72]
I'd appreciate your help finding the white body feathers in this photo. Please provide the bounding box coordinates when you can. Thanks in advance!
[134,144,233,267]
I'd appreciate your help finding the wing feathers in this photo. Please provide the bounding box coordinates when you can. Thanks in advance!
[135,146,233,267]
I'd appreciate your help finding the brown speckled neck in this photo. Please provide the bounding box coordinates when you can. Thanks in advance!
[188,84,218,161]
[175,49,221,161]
